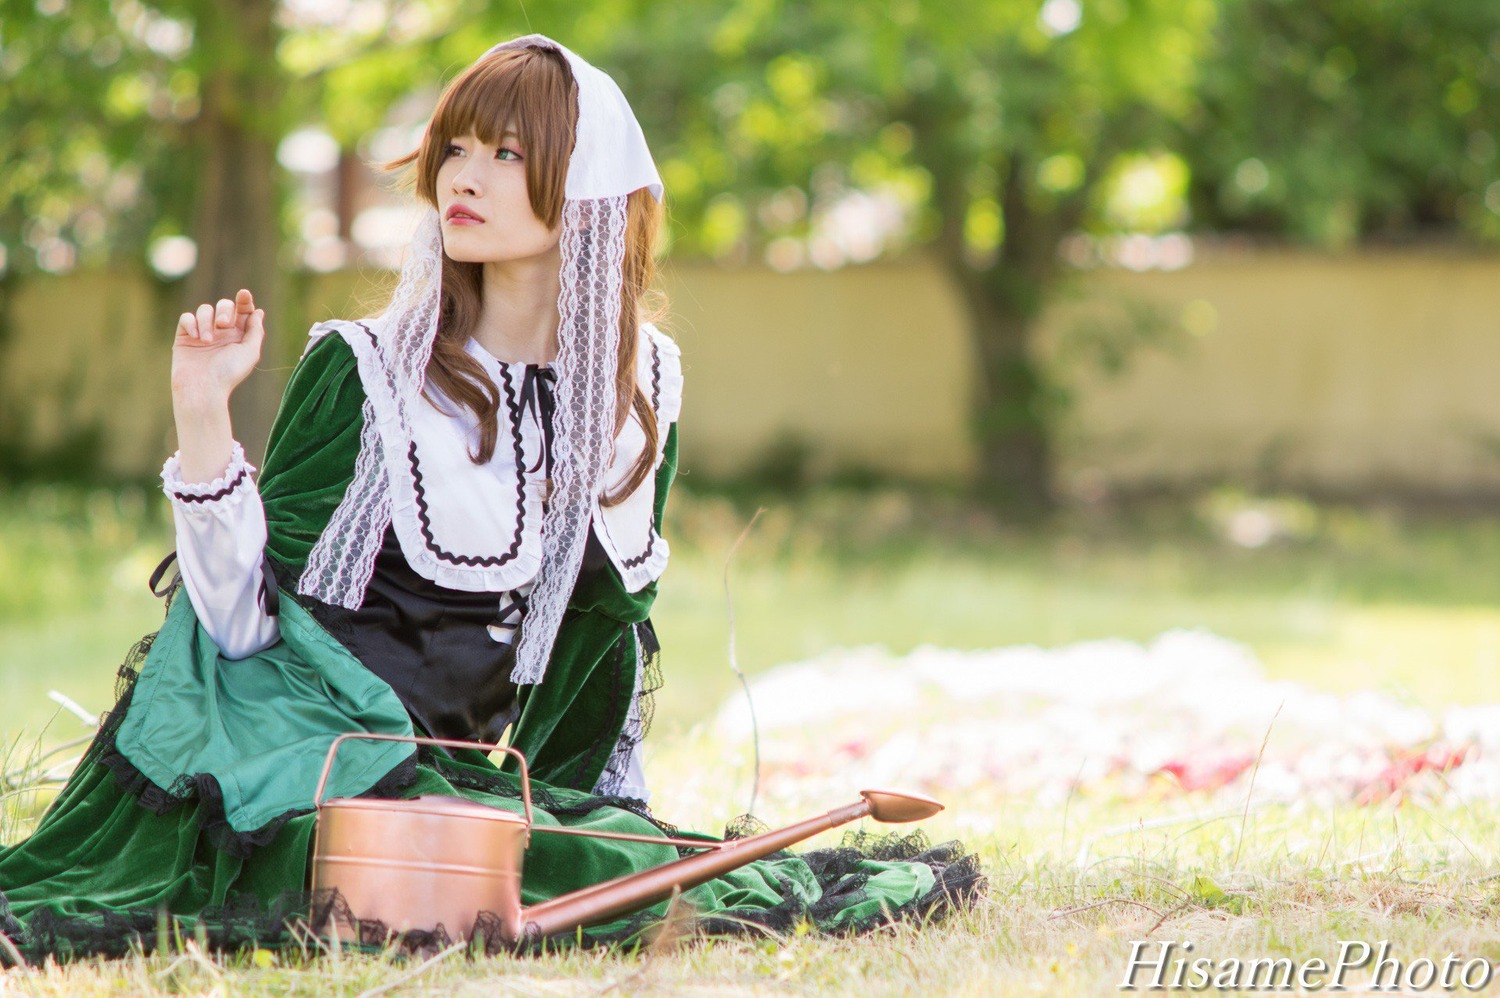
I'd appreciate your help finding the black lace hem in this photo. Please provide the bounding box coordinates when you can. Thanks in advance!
[2,828,986,964]
[693,828,988,939]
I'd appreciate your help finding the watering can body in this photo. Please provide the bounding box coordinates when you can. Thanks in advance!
[312,793,528,943]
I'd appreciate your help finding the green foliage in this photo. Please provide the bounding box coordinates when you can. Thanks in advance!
[5,1,1495,505]
[0,0,491,278]
[0,0,201,273]
[572,0,1220,265]
[14,0,1493,264]
[1185,0,1500,247]
[1190,874,1249,913]
[7,1,1491,267]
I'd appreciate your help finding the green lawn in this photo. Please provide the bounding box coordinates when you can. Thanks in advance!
[4,483,1500,993]
[6,482,1500,736]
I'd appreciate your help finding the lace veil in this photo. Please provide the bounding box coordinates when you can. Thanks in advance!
[297,34,664,686]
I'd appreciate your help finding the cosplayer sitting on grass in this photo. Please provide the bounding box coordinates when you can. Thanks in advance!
[0,34,982,960]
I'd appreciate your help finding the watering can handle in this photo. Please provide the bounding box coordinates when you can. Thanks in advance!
[313,732,533,829]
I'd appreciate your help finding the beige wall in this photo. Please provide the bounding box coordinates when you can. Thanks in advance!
[656,258,977,480]
[1041,250,1500,496]
[0,271,173,478]
[3,249,1499,495]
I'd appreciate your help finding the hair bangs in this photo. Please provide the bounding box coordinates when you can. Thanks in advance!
[414,46,577,228]
[433,58,522,151]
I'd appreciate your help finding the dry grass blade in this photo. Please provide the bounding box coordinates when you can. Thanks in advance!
[1049,898,1165,921]
[44,690,97,727]
[1145,900,1194,934]
[1234,702,1283,870]
[183,940,223,981]
[0,931,30,978]
[722,507,765,817]
[354,940,466,998]
[1,735,92,790]
[595,887,695,995]
[1074,810,1248,867]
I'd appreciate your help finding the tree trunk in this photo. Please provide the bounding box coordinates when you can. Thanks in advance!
[924,144,1059,513]
[184,0,285,466]
[955,270,1053,513]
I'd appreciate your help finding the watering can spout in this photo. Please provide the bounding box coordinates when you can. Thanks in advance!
[515,788,943,944]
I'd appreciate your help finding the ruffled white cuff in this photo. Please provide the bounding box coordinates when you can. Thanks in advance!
[160,440,280,659]
[161,442,257,509]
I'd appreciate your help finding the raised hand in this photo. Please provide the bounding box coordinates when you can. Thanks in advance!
[171,288,266,405]
[170,288,266,483]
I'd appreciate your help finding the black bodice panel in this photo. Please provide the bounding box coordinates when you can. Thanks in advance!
[313,522,614,743]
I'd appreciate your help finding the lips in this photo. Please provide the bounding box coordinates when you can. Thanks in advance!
[445,204,485,223]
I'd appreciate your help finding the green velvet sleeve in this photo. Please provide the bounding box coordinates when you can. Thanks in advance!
[257,333,366,576]
[654,422,679,540]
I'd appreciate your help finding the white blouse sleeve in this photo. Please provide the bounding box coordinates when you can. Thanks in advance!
[160,442,281,659]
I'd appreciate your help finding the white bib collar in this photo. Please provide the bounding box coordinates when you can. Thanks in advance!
[306,320,680,596]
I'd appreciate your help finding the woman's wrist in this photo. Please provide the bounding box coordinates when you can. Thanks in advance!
[171,380,234,415]
[173,397,237,485]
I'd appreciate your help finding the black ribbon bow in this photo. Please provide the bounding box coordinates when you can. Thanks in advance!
[516,363,558,481]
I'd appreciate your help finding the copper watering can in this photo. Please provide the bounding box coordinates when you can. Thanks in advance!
[310,733,943,947]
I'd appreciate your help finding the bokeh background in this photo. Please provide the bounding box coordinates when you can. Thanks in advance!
[2,0,1500,747]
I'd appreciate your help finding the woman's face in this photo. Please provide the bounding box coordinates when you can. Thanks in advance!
[435,128,561,265]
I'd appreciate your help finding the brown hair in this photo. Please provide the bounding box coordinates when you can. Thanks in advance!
[382,44,665,507]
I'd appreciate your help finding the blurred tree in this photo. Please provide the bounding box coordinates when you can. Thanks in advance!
[1,0,289,451]
[0,0,192,278]
[583,0,1222,512]
[0,0,490,454]
[607,0,1500,508]
[185,0,285,450]
[1183,0,1500,248]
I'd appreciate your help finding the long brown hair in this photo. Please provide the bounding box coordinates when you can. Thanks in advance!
[382,44,665,507]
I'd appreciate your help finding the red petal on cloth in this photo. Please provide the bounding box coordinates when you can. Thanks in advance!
[1356,745,1470,805]
[1155,754,1256,792]
[836,738,872,759]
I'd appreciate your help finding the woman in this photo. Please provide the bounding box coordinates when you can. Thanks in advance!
[0,35,980,960]
[165,33,674,801]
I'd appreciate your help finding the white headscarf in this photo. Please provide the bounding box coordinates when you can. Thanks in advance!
[297,34,664,686]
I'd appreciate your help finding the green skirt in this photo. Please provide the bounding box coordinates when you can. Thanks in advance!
[0,597,983,962]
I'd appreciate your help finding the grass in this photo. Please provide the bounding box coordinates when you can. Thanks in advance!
[4,481,1500,993]
[6,798,1500,995]
[8,481,1500,732]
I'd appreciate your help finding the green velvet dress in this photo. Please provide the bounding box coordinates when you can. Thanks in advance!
[0,333,982,962]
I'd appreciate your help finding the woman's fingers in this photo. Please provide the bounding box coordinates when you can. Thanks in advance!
[234,290,256,336]
[179,292,257,345]
[196,303,216,343]
[244,309,266,357]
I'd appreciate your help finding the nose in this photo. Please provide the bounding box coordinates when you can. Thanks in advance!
[451,161,481,197]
